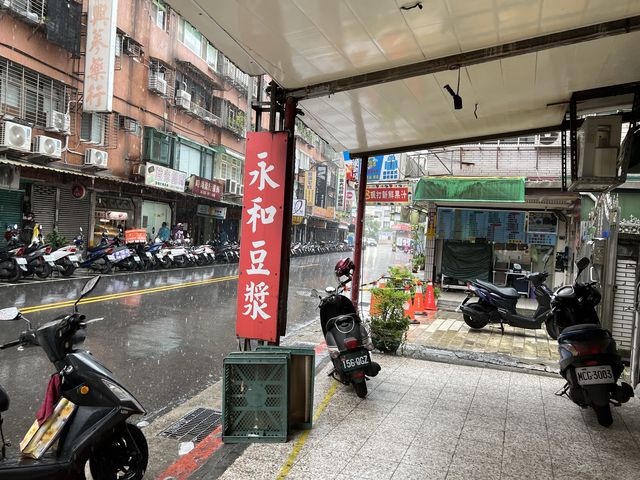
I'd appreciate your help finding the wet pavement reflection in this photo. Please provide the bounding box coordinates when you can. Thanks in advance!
[0,245,410,442]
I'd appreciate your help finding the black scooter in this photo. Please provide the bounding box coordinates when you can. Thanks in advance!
[459,270,556,337]
[552,257,634,427]
[312,276,381,398]
[0,276,148,479]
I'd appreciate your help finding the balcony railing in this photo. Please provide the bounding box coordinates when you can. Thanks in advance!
[190,103,221,127]
[0,0,46,23]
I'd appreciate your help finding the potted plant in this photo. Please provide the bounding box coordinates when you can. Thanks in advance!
[368,286,411,354]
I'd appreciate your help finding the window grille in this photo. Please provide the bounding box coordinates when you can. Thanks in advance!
[79,112,119,149]
[149,59,175,99]
[0,0,46,24]
[0,57,72,128]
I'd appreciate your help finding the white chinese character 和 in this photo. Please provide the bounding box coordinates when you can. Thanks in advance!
[246,197,277,233]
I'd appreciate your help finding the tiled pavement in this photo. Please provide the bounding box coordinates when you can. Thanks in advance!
[214,354,640,480]
[407,311,560,365]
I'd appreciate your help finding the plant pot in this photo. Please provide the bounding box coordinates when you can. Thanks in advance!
[372,333,402,354]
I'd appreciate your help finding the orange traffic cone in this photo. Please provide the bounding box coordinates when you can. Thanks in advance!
[424,280,437,311]
[403,285,416,321]
[369,289,379,316]
[413,281,425,314]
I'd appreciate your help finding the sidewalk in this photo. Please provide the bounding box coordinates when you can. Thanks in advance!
[190,353,640,480]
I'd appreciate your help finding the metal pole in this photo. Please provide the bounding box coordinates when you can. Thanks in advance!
[276,96,298,340]
[351,156,368,307]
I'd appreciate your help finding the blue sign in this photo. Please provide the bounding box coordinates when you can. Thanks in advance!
[367,154,399,182]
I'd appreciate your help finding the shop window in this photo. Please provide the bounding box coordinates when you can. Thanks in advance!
[0,57,71,127]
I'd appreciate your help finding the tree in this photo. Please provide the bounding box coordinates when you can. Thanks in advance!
[365,217,381,239]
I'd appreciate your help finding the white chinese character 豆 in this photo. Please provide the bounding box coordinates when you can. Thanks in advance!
[243,281,271,320]
[247,240,270,275]
[246,197,277,233]
[249,153,280,191]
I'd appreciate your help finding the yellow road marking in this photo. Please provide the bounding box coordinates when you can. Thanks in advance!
[276,380,339,479]
[19,275,238,314]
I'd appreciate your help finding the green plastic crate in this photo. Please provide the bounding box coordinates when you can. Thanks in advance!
[255,346,315,430]
[222,352,289,443]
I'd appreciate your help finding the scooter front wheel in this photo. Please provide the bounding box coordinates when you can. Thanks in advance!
[90,423,148,480]
[593,404,613,427]
[463,314,489,330]
[354,381,368,398]
[545,320,559,340]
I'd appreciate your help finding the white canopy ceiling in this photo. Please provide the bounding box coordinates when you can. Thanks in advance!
[167,0,640,154]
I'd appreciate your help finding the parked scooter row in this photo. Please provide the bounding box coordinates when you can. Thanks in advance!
[291,241,352,257]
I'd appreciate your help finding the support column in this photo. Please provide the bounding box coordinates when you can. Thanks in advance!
[424,202,437,282]
[276,96,298,340]
[351,156,368,307]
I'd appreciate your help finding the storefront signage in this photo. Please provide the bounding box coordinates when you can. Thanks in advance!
[528,212,558,234]
[188,175,224,201]
[427,210,437,240]
[292,198,306,217]
[336,169,346,209]
[71,184,87,200]
[107,211,128,220]
[145,163,186,192]
[236,132,288,343]
[366,185,410,204]
[84,0,118,112]
[392,223,412,232]
[196,204,227,219]
[367,155,399,182]
[437,208,526,243]
[311,206,335,218]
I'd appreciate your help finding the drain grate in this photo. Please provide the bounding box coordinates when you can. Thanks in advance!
[159,408,222,444]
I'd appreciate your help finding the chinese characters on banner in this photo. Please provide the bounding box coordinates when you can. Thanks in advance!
[145,164,186,192]
[336,169,346,209]
[236,132,288,342]
[188,176,224,201]
[365,185,410,204]
[84,0,118,112]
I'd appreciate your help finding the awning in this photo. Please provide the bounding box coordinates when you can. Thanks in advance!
[217,146,244,160]
[414,177,525,203]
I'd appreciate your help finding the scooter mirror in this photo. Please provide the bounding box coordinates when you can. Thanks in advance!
[310,288,320,298]
[325,286,336,294]
[79,276,101,299]
[79,227,83,233]
[576,257,590,274]
[0,307,20,321]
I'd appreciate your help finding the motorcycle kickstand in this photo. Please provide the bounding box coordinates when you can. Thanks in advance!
[499,321,505,335]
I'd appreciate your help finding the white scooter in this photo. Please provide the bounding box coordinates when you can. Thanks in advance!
[50,244,81,277]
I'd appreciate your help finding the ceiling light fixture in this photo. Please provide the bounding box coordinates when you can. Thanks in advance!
[443,65,463,110]
[400,1,423,11]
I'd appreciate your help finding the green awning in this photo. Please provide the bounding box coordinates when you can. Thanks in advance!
[414,176,525,203]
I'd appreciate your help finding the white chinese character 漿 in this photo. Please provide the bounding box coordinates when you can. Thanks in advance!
[247,240,270,275]
[249,153,280,191]
[246,197,277,233]
[243,281,271,320]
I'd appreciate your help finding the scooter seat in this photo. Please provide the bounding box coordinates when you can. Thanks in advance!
[475,280,519,299]
[0,385,9,412]
[558,323,606,342]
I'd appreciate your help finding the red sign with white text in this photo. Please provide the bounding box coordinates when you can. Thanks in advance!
[236,132,288,342]
[366,185,410,204]
[188,175,224,201]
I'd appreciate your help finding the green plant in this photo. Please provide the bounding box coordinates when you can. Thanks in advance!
[45,231,68,250]
[434,286,441,299]
[369,287,411,354]
[411,254,425,272]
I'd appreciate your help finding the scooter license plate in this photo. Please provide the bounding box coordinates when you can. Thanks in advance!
[68,255,78,262]
[146,252,153,258]
[339,351,370,373]
[133,255,141,262]
[575,365,614,386]
[107,255,115,261]
[156,253,163,259]
[43,255,53,262]
[16,258,27,265]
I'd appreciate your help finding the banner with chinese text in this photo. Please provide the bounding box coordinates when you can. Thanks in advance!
[236,132,288,342]
[365,185,410,204]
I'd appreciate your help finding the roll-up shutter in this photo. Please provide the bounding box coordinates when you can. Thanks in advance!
[0,189,23,248]
[56,186,91,242]
[30,184,56,237]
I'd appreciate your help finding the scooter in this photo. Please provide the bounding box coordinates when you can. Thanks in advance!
[459,254,556,337]
[6,225,54,280]
[50,244,80,278]
[552,257,634,427]
[312,258,381,398]
[0,276,148,479]
[0,247,22,283]
[76,229,115,274]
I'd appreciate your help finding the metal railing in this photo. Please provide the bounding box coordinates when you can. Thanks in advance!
[0,0,46,23]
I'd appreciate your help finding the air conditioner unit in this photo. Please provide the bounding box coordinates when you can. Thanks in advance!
[121,117,139,133]
[237,184,244,196]
[537,132,560,147]
[123,37,142,57]
[203,116,220,127]
[32,135,62,158]
[148,75,167,96]
[46,110,71,133]
[0,121,32,152]
[131,163,145,177]
[175,90,191,110]
[85,148,109,168]
[225,179,237,195]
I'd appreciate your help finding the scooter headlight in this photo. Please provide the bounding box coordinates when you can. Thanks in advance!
[102,379,145,412]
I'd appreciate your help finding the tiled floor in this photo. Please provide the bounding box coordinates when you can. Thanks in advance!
[217,355,640,480]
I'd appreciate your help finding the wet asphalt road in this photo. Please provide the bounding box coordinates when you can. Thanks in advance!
[0,244,409,442]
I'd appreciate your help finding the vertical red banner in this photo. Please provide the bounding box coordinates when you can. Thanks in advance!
[236,132,288,342]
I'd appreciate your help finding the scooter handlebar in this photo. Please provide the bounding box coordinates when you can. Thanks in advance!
[0,339,21,349]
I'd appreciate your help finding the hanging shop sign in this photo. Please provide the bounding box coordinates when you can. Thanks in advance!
[106,211,128,221]
[71,184,87,200]
[145,163,186,192]
[527,211,558,245]
[188,175,224,201]
[427,210,437,240]
[367,155,399,182]
[236,132,288,343]
[83,0,118,112]
[311,206,335,218]
[366,185,410,204]
[392,223,412,232]
[336,169,346,209]
[292,198,306,225]
[196,204,227,219]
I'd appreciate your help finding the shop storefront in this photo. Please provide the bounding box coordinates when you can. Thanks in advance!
[0,163,23,247]
[141,163,186,238]
[93,195,136,243]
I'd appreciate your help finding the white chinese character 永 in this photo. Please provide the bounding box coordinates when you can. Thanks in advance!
[249,153,280,191]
